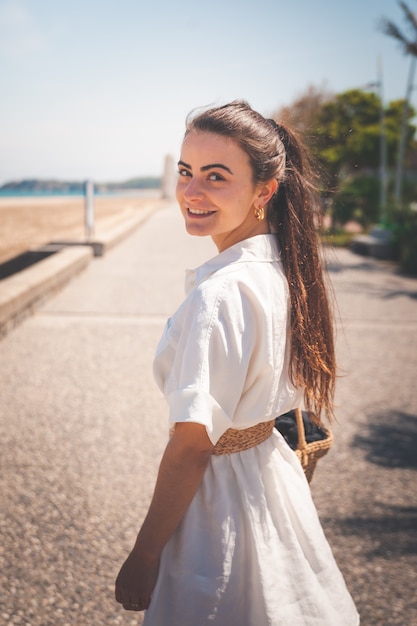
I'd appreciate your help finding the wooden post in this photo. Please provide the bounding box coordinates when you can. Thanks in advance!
[84,180,95,241]
[162,154,176,200]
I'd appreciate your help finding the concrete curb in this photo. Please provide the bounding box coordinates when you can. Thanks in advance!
[50,203,161,257]
[0,246,93,337]
[0,201,163,337]
[92,206,158,255]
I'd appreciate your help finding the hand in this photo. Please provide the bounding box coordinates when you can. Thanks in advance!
[115,550,160,612]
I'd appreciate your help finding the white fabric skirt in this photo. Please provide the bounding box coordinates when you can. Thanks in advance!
[143,430,359,626]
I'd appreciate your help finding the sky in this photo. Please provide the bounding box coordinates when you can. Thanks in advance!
[0,0,411,185]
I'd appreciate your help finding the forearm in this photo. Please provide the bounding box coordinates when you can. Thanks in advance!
[132,429,212,560]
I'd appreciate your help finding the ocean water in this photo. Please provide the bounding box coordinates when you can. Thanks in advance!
[0,188,160,199]
[0,189,84,198]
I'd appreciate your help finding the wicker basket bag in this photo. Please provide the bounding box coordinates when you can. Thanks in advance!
[293,407,333,483]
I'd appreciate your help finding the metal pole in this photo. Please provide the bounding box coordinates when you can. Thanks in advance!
[377,58,388,221]
[395,55,416,207]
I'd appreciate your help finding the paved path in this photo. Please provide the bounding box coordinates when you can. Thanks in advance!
[1,205,416,626]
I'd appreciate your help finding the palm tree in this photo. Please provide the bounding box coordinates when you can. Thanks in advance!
[380,1,417,207]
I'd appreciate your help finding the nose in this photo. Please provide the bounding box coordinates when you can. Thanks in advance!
[182,176,204,202]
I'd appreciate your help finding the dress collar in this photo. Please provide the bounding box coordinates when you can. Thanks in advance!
[185,234,280,294]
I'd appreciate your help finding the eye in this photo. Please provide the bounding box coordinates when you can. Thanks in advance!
[178,168,191,178]
[208,172,225,182]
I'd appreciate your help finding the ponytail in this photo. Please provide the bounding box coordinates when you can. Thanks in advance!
[268,123,335,423]
[185,101,335,423]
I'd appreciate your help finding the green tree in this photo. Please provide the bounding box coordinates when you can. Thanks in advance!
[332,175,380,227]
[385,99,416,166]
[313,90,415,178]
[315,90,381,176]
[275,86,415,225]
[275,87,414,180]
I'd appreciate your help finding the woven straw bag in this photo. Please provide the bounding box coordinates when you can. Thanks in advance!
[293,408,333,483]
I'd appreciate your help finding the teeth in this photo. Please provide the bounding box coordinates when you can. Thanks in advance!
[188,208,213,215]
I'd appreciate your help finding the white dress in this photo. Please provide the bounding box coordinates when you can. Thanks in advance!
[145,234,359,626]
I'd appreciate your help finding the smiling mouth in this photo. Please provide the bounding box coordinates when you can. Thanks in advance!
[187,208,216,216]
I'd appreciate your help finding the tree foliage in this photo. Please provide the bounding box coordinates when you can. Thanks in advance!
[273,85,416,226]
[275,87,415,176]
[380,1,417,56]
[332,175,380,227]
[274,84,333,136]
[314,90,382,175]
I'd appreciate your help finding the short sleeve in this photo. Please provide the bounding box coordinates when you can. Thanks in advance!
[155,275,257,445]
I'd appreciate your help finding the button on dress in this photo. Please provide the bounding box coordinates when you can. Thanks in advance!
[145,234,359,626]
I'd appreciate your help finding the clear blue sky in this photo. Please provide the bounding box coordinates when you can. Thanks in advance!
[0,0,410,185]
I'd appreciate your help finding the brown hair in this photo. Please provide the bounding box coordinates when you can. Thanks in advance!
[185,100,335,423]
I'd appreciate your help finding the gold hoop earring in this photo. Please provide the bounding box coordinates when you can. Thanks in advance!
[254,207,265,221]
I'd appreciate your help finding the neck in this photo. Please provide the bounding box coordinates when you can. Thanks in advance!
[212,221,270,253]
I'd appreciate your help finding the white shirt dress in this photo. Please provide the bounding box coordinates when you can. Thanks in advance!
[145,234,359,626]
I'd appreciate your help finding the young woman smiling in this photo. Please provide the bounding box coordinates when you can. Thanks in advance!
[115,101,359,626]
[176,131,275,250]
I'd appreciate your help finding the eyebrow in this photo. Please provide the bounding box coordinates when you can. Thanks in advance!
[178,160,234,175]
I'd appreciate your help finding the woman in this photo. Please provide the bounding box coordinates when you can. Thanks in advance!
[115,101,359,625]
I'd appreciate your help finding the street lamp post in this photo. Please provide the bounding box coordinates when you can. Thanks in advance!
[365,58,388,222]
[395,55,417,208]
[377,59,388,221]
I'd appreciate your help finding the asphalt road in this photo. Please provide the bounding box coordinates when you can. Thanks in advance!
[1,204,416,626]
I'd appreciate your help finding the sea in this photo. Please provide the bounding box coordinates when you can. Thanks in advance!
[0,188,160,199]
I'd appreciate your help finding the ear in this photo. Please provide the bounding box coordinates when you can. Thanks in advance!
[255,178,278,207]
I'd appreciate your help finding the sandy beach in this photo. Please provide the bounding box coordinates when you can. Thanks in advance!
[0,192,162,265]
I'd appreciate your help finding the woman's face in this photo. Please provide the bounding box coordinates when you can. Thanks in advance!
[176,131,276,252]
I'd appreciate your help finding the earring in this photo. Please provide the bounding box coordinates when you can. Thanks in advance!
[254,206,265,221]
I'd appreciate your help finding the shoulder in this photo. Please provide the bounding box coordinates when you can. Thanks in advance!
[196,258,288,325]
[170,255,288,337]
[208,257,288,302]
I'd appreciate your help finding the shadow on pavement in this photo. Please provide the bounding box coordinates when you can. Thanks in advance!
[381,289,417,300]
[336,505,417,558]
[353,410,417,470]
[327,256,417,290]
[326,260,378,274]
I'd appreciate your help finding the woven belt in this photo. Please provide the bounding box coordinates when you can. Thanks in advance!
[212,420,275,455]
